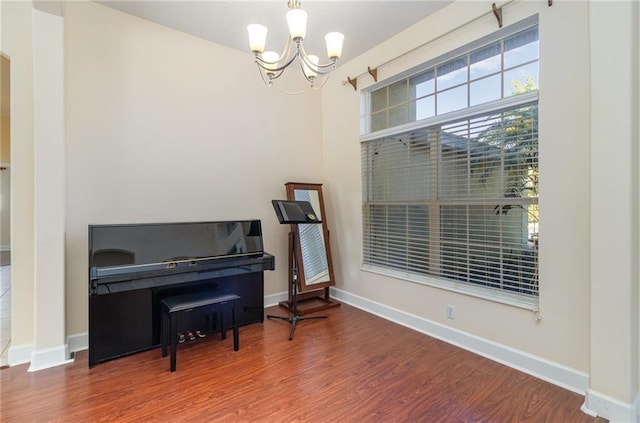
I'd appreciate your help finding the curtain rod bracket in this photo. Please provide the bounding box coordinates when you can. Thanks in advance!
[347,76,358,90]
[492,3,503,28]
[367,66,378,82]
[344,76,357,91]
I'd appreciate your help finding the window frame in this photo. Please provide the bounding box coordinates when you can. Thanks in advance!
[360,17,540,310]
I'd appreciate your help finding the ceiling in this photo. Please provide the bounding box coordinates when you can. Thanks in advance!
[97,1,452,66]
[1,2,454,120]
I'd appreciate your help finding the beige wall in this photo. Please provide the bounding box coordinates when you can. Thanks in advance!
[1,58,9,242]
[1,55,9,162]
[1,59,10,247]
[1,0,35,353]
[64,1,324,335]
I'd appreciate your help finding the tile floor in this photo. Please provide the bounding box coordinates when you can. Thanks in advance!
[0,265,11,367]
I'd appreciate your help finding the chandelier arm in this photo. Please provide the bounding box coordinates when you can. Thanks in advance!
[299,55,336,75]
[255,50,300,74]
[279,34,294,62]
[258,66,298,88]
[297,59,334,87]
[256,62,287,81]
[257,67,272,87]
[270,83,310,95]
[272,73,329,94]
[269,69,287,81]
[313,73,331,90]
[260,59,316,94]
[298,42,338,71]
[299,60,316,84]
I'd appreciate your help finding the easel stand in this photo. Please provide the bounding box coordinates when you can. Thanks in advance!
[267,229,328,340]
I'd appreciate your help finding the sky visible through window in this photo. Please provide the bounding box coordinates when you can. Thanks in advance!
[369,27,539,134]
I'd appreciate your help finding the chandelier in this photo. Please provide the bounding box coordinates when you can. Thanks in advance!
[247,0,344,91]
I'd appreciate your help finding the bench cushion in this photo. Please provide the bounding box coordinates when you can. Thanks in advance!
[161,289,240,313]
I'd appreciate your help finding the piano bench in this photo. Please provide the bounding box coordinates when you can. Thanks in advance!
[160,289,241,372]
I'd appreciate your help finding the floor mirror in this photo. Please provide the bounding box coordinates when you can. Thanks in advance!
[279,182,340,314]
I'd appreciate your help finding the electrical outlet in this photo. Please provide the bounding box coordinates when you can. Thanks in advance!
[446,304,456,319]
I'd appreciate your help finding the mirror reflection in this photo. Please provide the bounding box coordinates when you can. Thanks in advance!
[294,189,331,285]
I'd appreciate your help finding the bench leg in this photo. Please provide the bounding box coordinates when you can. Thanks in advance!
[170,312,178,372]
[220,311,226,340]
[232,305,239,352]
[161,310,168,358]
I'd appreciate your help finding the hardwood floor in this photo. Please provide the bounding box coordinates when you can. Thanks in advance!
[0,304,606,422]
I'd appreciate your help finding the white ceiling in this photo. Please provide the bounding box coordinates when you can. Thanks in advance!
[97,1,452,65]
[0,2,453,119]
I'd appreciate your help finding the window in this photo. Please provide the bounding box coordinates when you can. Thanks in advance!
[361,19,539,307]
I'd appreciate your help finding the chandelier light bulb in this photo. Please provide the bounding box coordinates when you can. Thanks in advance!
[286,8,308,41]
[325,32,344,60]
[261,51,280,74]
[247,24,268,53]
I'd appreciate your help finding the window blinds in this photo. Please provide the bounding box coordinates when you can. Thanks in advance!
[362,104,538,297]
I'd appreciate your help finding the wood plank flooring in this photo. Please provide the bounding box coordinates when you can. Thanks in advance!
[0,304,606,422]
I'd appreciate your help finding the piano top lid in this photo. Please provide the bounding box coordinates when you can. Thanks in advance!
[89,220,264,270]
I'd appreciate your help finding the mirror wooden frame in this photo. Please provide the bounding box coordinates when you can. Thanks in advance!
[279,182,340,314]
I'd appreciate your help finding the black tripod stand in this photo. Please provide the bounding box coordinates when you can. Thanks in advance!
[267,226,327,340]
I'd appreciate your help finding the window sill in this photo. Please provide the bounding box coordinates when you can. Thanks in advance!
[361,264,539,312]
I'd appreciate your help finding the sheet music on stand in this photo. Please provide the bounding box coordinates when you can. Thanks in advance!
[272,200,321,225]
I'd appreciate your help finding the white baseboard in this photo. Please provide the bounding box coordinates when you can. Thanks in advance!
[329,287,588,393]
[8,343,33,366]
[265,291,288,308]
[8,343,74,371]
[28,344,73,372]
[68,332,88,353]
[583,389,637,423]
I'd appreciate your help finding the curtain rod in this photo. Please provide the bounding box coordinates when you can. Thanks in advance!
[344,0,519,88]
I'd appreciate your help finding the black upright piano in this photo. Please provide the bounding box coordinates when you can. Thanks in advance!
[88,220,274,367]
